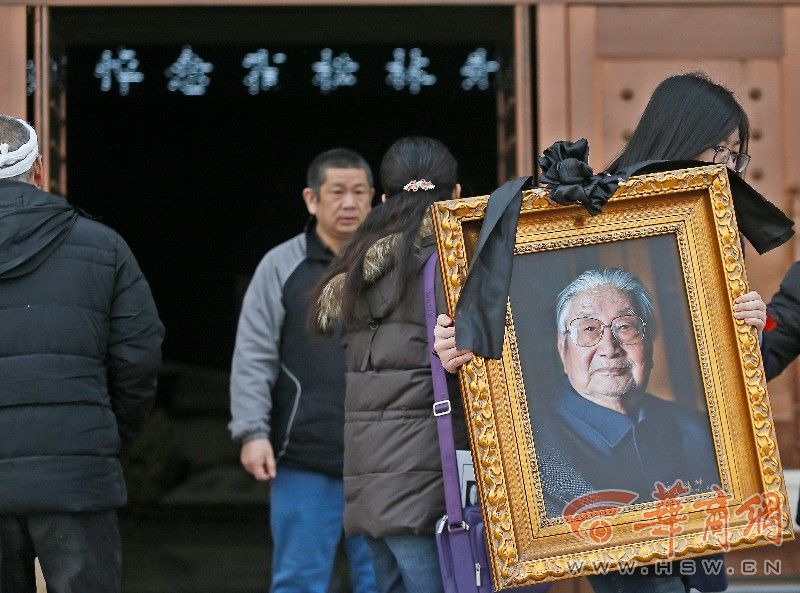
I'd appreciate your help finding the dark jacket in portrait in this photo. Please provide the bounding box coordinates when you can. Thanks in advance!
[0,180,164,514]
[534,383,720,516]
[533,383,725,592]
[319,218,467,538]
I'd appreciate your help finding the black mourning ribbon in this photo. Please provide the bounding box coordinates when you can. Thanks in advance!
[619,159,795,255]
[454,141,794,360]
[455,140,623,359]
[538,138,624,216]
[454,176,532,359]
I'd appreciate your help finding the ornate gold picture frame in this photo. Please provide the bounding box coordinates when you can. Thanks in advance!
[431,165,794,588]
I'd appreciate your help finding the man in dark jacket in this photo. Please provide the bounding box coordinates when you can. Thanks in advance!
[230,149,377,593]
[0,115,164,593]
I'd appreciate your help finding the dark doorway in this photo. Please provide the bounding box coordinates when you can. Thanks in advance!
[51,7,517,592]
[55,6,513,370]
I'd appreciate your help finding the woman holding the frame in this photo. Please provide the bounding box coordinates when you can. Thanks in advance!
[434,72,769,593]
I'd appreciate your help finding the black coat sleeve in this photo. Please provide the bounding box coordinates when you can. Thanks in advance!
[763,261,800,381]
[108,235,165,450]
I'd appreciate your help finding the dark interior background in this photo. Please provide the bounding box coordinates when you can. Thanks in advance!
[49,8,522,591]
[55,6,516,370]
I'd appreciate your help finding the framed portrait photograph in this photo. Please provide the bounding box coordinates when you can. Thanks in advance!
[431,165,795,588]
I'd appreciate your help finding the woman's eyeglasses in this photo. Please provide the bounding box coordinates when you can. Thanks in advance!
[712,145,751,174]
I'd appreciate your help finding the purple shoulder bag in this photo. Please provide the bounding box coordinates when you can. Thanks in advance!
[423,253,550,593]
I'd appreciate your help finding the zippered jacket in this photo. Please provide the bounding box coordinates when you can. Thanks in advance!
[317,218,468,537]
[230,222,346,476]
[0,180,164,513]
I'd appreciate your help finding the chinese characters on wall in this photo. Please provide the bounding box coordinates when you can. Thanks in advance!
[563,480,785,556]
[83,46,500,96]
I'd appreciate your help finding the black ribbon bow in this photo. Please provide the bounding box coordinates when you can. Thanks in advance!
[538,138,624,216]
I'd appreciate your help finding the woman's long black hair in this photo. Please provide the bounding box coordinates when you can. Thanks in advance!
[608,73,750,172]
[312,136,458,329]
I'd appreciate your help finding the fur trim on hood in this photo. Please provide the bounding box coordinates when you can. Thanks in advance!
[317,215,434,333]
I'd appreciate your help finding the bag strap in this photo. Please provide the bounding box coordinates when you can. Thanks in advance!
[424,252,466,529]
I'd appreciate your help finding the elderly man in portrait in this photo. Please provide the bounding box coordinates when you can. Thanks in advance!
[534,268,721,516]
[435,265,768,592]
[435,266,767,519]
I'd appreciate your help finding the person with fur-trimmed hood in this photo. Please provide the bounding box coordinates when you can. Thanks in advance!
[0,115,163,593]
[313,136,467,593]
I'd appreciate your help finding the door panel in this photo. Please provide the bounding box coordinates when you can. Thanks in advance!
[0,6,27,118]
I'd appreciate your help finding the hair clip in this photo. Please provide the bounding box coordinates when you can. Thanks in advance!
[403,179,436,192]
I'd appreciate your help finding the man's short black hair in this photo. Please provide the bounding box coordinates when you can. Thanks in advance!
[306,148,373,195]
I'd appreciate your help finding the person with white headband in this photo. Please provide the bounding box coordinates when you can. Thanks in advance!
[0,117,42,184]
[0,115,164,593]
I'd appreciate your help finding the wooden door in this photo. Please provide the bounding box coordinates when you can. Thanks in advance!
[496,65,517,185]
[31,6,69,196]
[498,4,536,182]
[0,6,27,119]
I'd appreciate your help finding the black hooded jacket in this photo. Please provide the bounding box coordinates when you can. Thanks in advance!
[763,262,800,381]
[0,180,164,513]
